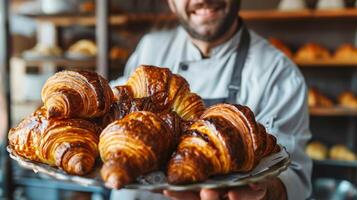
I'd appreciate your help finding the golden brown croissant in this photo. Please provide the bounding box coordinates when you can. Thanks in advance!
[295,43,331,61]
[167,104,279,184]
[308,88,334,108]
[338,91,357,108]
[121,65,205,121]
[334,44,357,61]
[41,70,114,119]
[99,111,175,189]
[8,107,99,175]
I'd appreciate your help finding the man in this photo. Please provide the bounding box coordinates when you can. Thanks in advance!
[111,0,312,199]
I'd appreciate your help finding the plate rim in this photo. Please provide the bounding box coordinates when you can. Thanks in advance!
[7,145,290,191]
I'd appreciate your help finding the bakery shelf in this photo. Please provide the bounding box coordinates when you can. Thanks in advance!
[19,9,357,26]
[310,107,357,116]
[19,12,176,26]
[295,59,357,68]
[21,56,96,67]
[314,159,357,168]
[18,56,125,68]
[240,9,357,21]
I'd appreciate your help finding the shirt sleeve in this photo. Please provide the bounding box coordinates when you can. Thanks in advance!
[256,57,312,200]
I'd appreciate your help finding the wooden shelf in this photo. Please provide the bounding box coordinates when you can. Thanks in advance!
[314,159,357,168]
[310,107,357,116]
[240,9,357,21]
[22,56,96,67]
[18,56,125,68]
[19,9,357,26]
[295,59,357,68]
[20,12,176,26]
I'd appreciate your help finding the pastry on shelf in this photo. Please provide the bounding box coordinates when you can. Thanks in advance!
[167,104,279,184]
[80,1,95,13]
[295,43,331,61]
[41,70,114,119]
[269,37,293,58]
[306,141,328,160]
[329,145,356,161]
[308,88,334,107]
[338,91,357,109]
[334,44,357,61]
[23,43,62,59]
[8,107,100,175]
[110,47,130,60]
[67,39,97,59]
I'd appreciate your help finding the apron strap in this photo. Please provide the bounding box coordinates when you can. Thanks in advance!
[226,21,251,104]
[203,19,251,107]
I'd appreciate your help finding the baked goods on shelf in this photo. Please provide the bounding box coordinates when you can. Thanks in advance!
[41,70,114,119]
[23,43,62,58]
[80,1,95,13]
[334,44,357,61]
[330,145,356,161]
[295,43,331,61]
[306,141,357,162]
[308,88,334,107]
[167,103,279,184]
[110,47,130,60]
[338,91,357,109]
[67,40,97,58]
[306,141,328,160]
[8,107,100,175]
[269,37,293,58]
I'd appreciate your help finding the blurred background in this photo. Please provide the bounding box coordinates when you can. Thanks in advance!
[1,0,357,199]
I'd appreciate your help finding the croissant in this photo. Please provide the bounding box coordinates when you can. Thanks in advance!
[99,111,175,189]
[41,70,114,119]
[295,43,331,61]
[122,65,205,121]
[8,107,99,175]
[167,104,279,184]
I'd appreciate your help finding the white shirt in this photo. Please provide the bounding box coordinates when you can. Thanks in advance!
[111,26,312,200]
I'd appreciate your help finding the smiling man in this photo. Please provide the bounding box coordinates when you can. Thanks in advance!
[111,0,312,199]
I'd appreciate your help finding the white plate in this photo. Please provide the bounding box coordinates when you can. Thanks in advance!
[7,145,290,191]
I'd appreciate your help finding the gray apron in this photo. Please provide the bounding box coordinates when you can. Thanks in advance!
[203,21,251,107]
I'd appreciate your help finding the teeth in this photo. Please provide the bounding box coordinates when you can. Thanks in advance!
[195,8,215,15]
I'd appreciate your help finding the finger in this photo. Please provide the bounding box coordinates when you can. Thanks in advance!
[163,190,200,200]
[200,189,224,200]
[228,186,267,200]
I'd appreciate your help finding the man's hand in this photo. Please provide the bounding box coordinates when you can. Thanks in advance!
[163,177,287,200]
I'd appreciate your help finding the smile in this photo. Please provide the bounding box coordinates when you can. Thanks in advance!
[190,4,225,21]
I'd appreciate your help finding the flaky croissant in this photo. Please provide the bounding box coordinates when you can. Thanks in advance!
[8,107,99,175]
[41,70,114,119]
[99,111,176,189]
[167,104,279,184]
[118,65,205,121]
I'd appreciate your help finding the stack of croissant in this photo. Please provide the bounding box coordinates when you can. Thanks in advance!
[8,65,279,189]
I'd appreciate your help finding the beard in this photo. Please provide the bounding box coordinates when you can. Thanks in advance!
[178,0,240,42]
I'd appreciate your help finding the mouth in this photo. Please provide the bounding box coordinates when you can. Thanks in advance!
[189,3,226,20]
